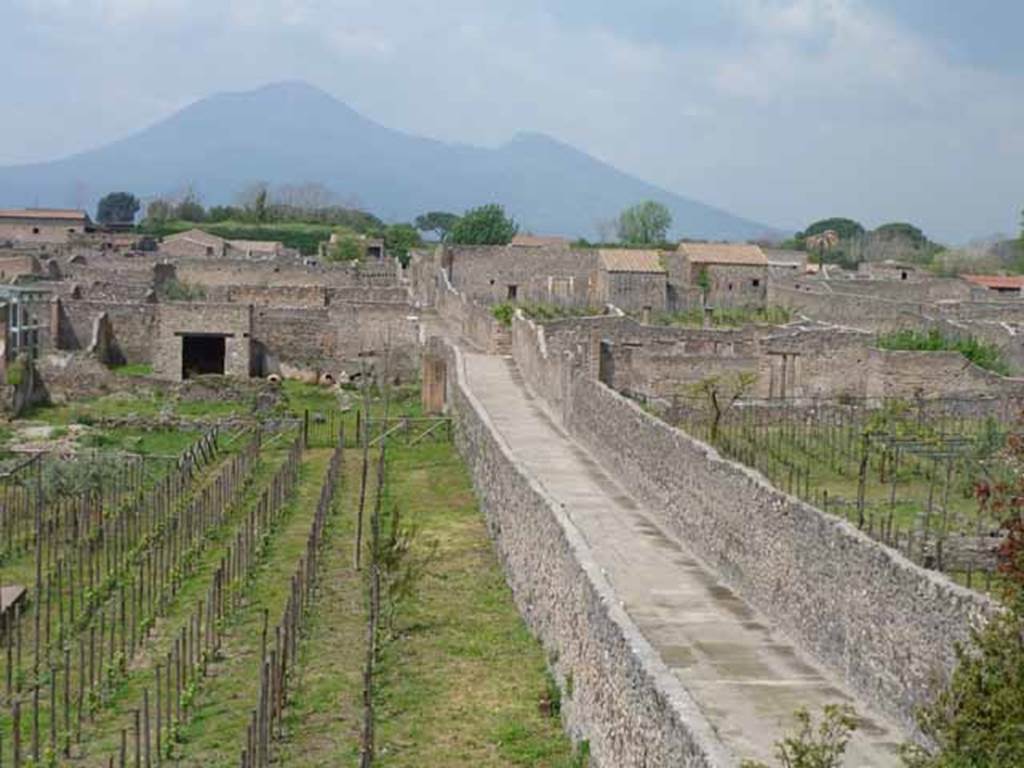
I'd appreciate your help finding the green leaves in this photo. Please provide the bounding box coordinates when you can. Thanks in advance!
[617,200,672,245]
[448,204,518,245]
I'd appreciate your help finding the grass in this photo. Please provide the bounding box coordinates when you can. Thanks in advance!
[109,363,154,377]
[651,305,792,328]
[370,441,577,767]
[876,328,1011,376]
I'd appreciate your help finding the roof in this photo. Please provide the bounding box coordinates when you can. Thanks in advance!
[228,240,282,252]
[962,274,1024,290]
[0,208,88,222]
[678,242,768,266]
[599,249,666,274]
[163,229,226,247]
[511,234,570,248]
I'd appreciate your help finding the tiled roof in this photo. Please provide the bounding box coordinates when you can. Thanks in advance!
[163,229,225,246]
[962,274,1024,290]
[228,240,282,252]
[0,208,88,222]
[599,249,665,273]
[511,234,570,248]
[678,242,768,266]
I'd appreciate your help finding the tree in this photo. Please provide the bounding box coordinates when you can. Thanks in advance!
[687,372,757,443]
[237,181,269,222]
[96,192,140,226]
[617,201,672,245]
[174,186,205,222]
[414,211,460,242]
[143,198,174,224]
[384,223,423,267]
[448,204,518,245]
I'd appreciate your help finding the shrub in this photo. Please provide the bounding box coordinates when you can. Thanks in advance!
[877,329,1010,375]
[741,705,858,768]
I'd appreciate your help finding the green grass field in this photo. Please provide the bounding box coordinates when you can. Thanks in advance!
[1,382,580,766]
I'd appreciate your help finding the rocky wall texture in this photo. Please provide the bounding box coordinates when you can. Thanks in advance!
[562,372,995,735]
[435,337,735,768]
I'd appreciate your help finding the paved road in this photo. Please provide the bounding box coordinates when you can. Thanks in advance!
[462,351,903,766]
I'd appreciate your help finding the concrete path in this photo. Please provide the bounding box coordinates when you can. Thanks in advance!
[462,351,903,766]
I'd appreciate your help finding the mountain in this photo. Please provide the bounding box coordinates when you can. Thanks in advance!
[0,82,774,240]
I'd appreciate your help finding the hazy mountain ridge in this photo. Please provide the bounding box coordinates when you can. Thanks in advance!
[0,81,774,240]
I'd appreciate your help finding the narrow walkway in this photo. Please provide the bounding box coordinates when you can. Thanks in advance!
[462,351,903,766]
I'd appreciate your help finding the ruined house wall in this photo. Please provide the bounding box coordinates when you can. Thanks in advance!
[435,336,735,768]
[153,303,252,381]
[601,271,668,312]
[446,245,600,306]
[435,269,510,353]
[251,302,420,381]
[55,299,158,364]
[510,316,995,735]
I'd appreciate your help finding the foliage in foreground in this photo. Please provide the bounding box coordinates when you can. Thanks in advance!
[741,705,858,768]
[653,305,792,328]
[876,329,1010,376]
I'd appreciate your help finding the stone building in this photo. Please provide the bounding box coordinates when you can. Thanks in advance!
[596,249,667,313]
[153,303,253,381]
[961,274,1024,297]
[0,209,91,244]
[676,242,768,309]
[510,234,571,249]
[160,229,290,260]
[857,260,921,282]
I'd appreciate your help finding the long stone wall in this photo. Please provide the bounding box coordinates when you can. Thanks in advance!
[510,315,995,735]
[435,337,735,768]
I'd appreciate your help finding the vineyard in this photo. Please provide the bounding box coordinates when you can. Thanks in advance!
[670,396,1017,591]
[0,383,576,767]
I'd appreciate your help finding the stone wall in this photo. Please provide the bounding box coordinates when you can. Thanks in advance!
[510,316,995,734]
[435,336,735,768]
[55,299,158,364]
[436,269,510,353]
[153,303,252,380]
[446,244,600,306]
[599,271,668,312]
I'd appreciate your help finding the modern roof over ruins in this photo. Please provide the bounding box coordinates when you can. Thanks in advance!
[678,242,768,266]
[510,234,571,248]
[599,249,665,273]
[0,208,89,222]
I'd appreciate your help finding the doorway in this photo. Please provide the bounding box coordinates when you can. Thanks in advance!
[182,334,226,379]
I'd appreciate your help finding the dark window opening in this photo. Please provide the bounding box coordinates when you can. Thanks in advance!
[752,279,760,287]
[727,283,733,291]
[489,279,495,285]
[32,227,40,235]
[901,271,908,280]
[507,284,518,301]
[182,335,226,379]
[205,246,214,256]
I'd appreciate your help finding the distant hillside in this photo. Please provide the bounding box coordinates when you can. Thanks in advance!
[0,82,773,241]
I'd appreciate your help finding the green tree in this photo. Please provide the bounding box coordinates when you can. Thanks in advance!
[96,192,140,225]
[617,201,673,245]
[414,211,460,242]
[143,198,173,225]
[448,204,518,245]
[175,187,205,222]
[384,223,423,267]
[799,218,865,242]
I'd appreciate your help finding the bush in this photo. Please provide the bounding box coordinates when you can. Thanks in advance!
[877,329,1010,375]
[158,278,206,302]
[741,705,858,768]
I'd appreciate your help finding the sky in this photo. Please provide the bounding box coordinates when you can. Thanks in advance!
[4,0,1024,243]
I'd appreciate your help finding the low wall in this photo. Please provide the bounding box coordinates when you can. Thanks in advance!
[563,374,992,734]
[510,316,995,735]
[436,269,510,353]
[436,336,734,767]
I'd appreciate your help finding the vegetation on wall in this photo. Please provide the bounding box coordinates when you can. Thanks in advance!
[876,329,1010,376]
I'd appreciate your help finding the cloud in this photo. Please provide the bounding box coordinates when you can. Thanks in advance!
[2,0,1023,241]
